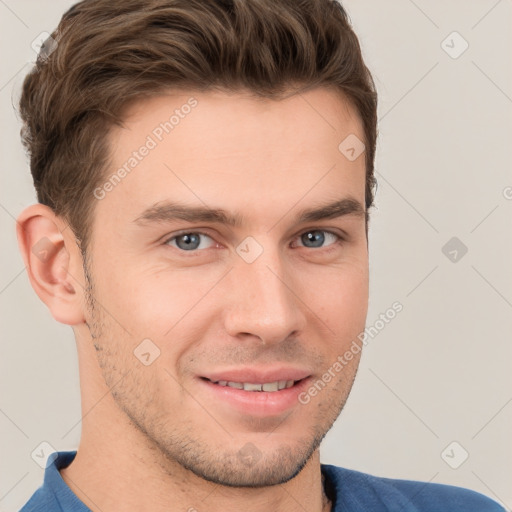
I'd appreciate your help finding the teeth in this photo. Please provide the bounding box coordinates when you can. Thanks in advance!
[243,382,263,391]
[214,379,296,391]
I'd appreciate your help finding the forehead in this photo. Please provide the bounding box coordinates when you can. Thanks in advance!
[114,86,364,159]
[94,86,366,231]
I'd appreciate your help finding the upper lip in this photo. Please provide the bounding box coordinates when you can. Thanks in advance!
[199,366,312,384]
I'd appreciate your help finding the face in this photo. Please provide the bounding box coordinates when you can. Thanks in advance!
[83,86,369,486]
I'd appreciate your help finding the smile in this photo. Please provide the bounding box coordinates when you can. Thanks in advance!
[205,378,298,392]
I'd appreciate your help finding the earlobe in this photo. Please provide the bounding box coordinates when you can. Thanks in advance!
[16,204,86,325]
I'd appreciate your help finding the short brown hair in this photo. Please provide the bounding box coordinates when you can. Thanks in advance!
[19,0,378,254]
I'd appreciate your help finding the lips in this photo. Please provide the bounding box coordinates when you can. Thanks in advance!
[196,366,312,418]
[195,366,313,416]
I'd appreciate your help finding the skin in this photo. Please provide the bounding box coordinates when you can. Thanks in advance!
[17,86,369,512]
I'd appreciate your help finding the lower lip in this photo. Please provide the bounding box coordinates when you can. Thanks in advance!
[197,377,312,417]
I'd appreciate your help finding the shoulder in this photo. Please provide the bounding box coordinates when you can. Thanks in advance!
[19,451,88,512]
[321,464,506,512]
[19,484,60,512]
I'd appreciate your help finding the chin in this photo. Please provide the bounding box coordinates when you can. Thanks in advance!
[184,454,309,487]
[158,430,324,488]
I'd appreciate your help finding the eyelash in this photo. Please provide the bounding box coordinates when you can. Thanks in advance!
[163,229,345,256]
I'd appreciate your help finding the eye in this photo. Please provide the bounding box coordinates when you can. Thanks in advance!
[293,229,343,250]
[164,231,216,251]
[163,228,344,254]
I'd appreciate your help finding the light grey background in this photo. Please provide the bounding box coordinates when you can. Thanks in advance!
[1,0,511,510]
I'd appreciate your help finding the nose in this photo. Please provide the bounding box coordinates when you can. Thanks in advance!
[223,244,306,345]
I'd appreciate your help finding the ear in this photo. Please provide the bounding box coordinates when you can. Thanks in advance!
[16,204,86,325]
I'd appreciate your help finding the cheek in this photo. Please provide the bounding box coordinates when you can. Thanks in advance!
[92,238,368,342]
[94,262,222,345]
[312,263,369,343]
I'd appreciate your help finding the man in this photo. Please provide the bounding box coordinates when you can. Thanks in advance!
[15,0,505,510]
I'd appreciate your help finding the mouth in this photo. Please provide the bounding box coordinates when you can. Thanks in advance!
[200,377,304,392]
[196,372,312,417]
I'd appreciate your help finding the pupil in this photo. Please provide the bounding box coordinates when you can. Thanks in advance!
[178,233,199,250]
[304,230,324,247]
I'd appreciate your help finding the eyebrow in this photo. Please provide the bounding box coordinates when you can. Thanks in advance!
[133,197,366,228]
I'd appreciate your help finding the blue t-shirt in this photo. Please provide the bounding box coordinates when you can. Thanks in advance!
[20,450,505,511]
